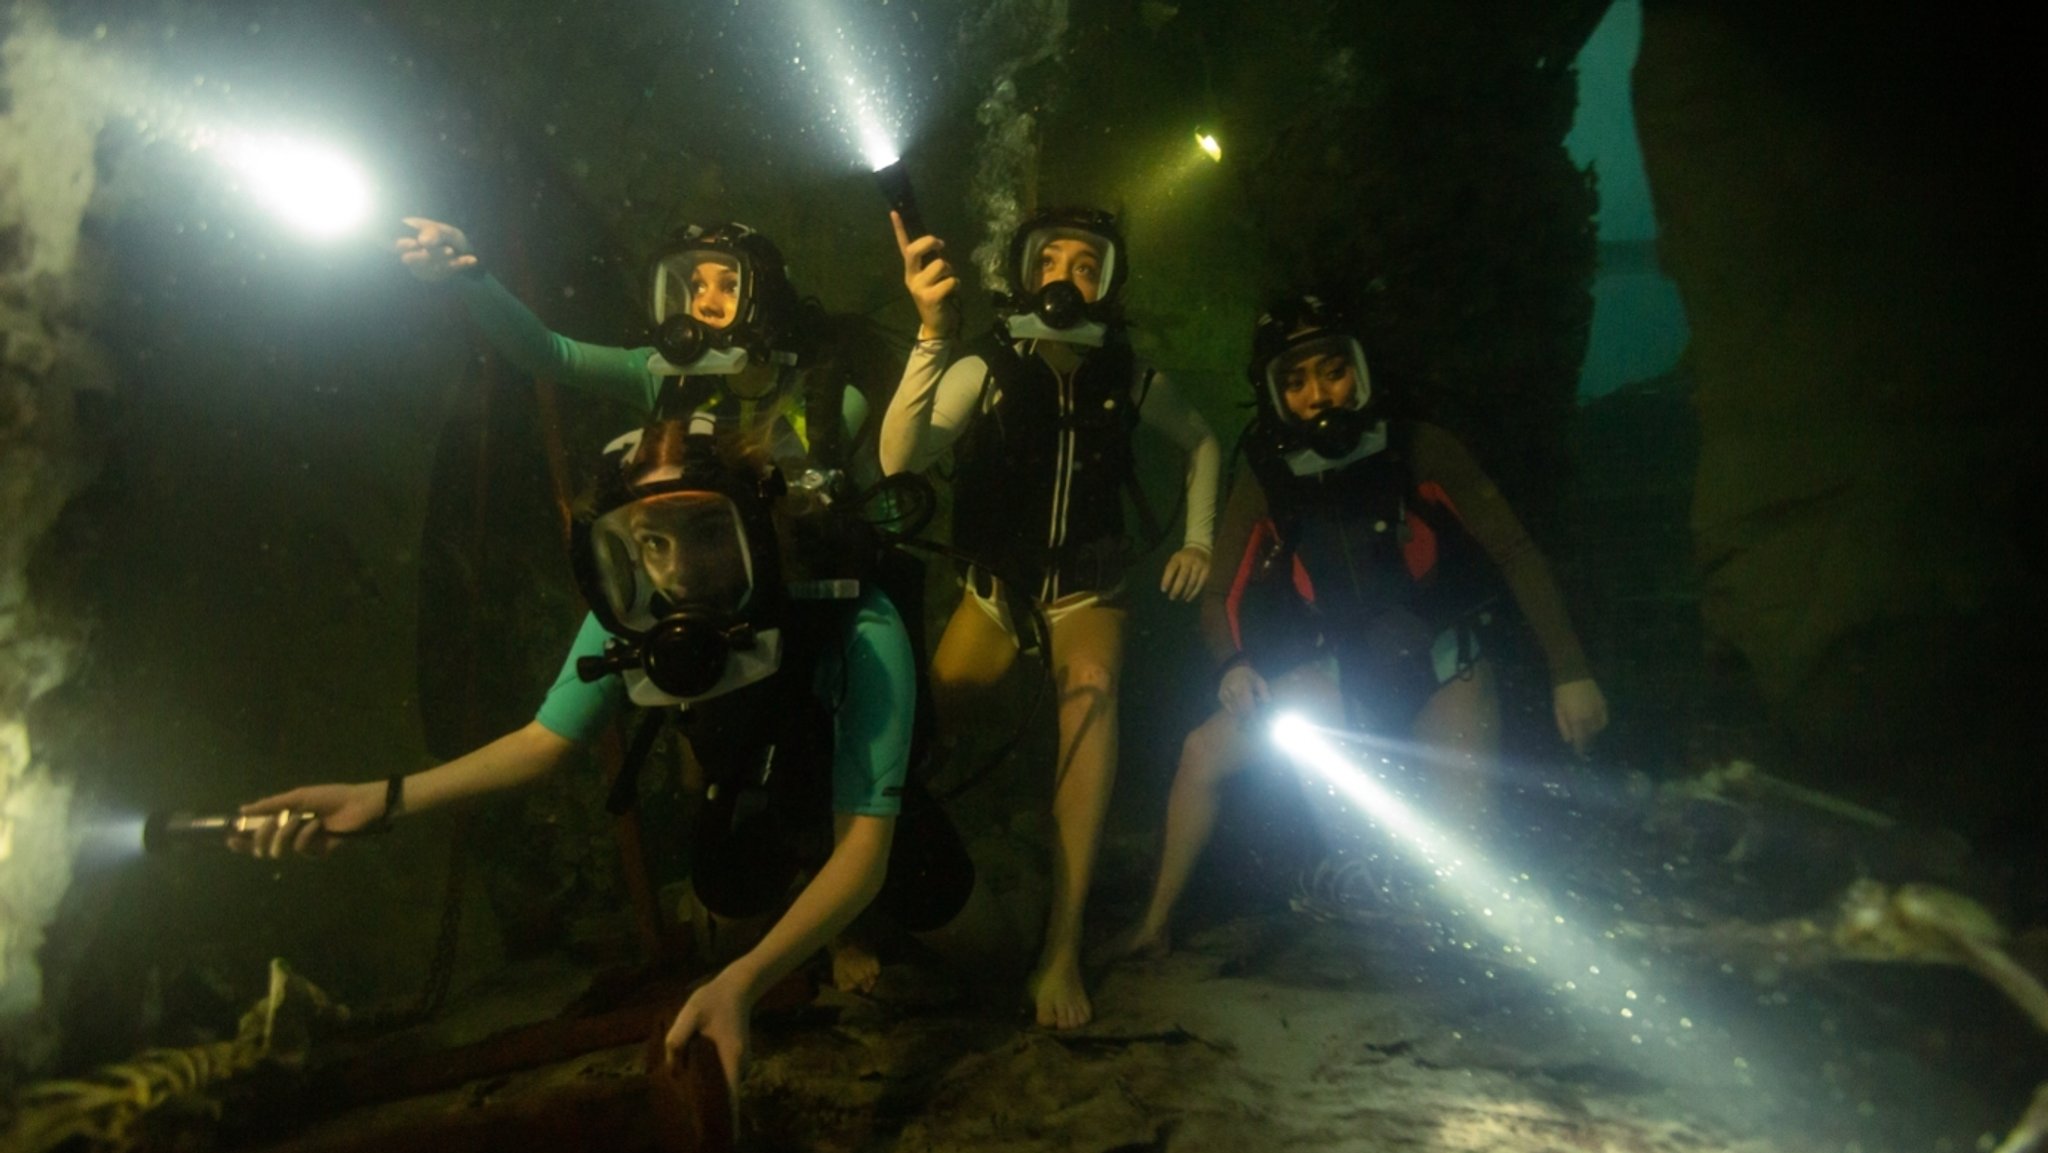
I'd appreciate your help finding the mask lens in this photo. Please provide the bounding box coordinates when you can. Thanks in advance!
[1268,335,1370,427]
[654,251,745,328]
[590,492,754,630]
[1020,227,1116,299]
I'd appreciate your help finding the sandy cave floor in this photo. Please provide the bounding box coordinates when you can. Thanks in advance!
[250,902,2026,1153]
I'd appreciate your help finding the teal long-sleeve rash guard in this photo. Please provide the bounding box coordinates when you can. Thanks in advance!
[534,588,916,818]
[452,274,868,446]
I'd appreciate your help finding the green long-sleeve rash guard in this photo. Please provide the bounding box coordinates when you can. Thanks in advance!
[452,274,870,446]
[532,587,915,818]
[456,274,666,410]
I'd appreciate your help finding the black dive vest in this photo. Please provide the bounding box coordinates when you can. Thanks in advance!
[949,333,1144,600]
[670,598,870,800]
[1241,421,1504,719]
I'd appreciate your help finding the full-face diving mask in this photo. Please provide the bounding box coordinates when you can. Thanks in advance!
[644,224,801,383]
[1264,331,1376,461]
[997,212,1127,348]
[572,424,789,706]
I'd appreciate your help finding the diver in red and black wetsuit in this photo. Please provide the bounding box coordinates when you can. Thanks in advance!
[1105,294,1609,961]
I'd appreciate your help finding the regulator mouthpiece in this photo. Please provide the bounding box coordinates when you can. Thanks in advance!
[873,159,926,242]
[1034,280,1087,330]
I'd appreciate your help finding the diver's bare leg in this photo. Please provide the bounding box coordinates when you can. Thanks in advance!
[1031,603,1127,1029]
[1104,708,1252,961]
[928,589,1022,758]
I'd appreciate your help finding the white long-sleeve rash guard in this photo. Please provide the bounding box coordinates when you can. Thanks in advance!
[881,337,1221,553]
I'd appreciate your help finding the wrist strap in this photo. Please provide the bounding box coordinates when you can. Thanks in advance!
[326,776,403,840]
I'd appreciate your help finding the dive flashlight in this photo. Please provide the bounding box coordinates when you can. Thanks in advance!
[140,808,391,854]
[142,810,312,854]
[873,158,927,243]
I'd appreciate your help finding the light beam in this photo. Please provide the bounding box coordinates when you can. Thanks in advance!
[1270,712,1766,1092]
[216,133,374,241]
[789,0,908,172]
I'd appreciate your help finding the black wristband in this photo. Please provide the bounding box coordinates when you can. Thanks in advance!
[1215,651,1252,684]
[383,774,406,822]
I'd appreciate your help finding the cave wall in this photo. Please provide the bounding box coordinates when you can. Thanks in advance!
[0,3,114,1055]
[1634,1,2043,827]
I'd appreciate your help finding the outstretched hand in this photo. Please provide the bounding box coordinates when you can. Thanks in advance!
[230,781,385,859]
[1552,678,1609,756]
[892,210,958,341]
[394,217,478,283]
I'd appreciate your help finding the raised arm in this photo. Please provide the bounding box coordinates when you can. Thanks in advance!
[879,341,990,475]
[396,217,659,411]
[452,276,661,408]
[878,211,988,475]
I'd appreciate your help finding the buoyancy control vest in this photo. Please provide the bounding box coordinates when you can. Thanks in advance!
[949,332,1146,600]
[1238,420,1505,721]
[680,597,916,874]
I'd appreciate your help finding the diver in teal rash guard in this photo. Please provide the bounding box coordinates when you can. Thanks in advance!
[395,217,870,474]
[234,419,978,1104]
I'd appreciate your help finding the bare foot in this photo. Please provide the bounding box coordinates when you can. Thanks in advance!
[830,938,881,994]
[1027,954,1093,1029]
[1090,922,1171,967]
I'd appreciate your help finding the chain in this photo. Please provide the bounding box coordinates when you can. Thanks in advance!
[408,814,471,1019]
[332,814,470,1036]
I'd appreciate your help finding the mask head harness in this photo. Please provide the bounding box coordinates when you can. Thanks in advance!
[572,418,790,704]
[994,207,1128,347]
[645,223,804,379]
[1250,295,1378,462]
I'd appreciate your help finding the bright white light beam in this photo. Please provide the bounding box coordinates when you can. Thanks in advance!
[217,133,375,241]
[791,0,905,171]
[1269,712,1761,1087]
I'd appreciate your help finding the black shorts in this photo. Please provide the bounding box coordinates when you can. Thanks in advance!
[689,775,974,934]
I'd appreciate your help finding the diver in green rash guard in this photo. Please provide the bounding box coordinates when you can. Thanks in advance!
[394,217,872,476]
[233,418,983,1108]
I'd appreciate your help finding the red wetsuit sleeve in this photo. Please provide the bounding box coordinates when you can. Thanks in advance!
[1200,461,1272,666]
[1409,423,1592,686]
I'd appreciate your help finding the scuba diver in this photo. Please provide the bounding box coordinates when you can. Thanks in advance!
[395,216,871,473]
[882,207,1222,1028]
[231,417,981,1102]
[1104,293,1609,961]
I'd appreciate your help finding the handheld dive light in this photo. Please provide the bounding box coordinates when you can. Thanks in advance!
[142,810,304,854]
[140,808,388,854]
[873,158,927,243]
